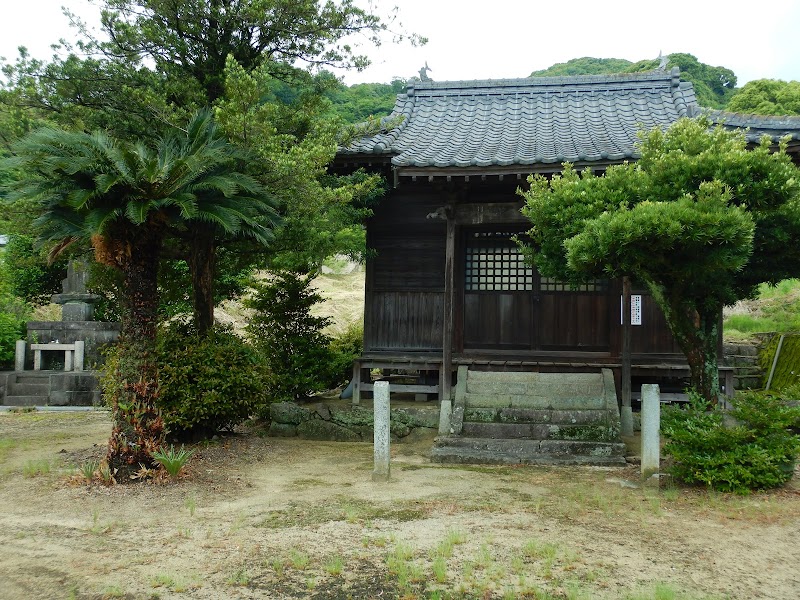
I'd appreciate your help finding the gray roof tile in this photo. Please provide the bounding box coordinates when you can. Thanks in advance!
[342,68,699,169]
[341,70,800,171]
[706,110,800,143]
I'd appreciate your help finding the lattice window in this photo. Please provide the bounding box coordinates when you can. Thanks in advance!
[465,245,534,291]
[539,277,609,292]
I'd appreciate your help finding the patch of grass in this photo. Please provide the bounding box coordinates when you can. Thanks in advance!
[23,458,51,477]
[431,555,448,583]
[226,568,250,586]
[624,581,685,600]
[289,477,326,488]
[258,496,428,528]
[151,574,175,588]
[100,585,125,598]
[429,528,467,560]
[324,554,344,576]
[724,278,800,338]
[78,460,99,482]
[289,549,310,570]
[0,438,18,462]
[184,494,197,517]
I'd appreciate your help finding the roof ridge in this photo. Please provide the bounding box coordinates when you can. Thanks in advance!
[706,109,800,127]
[407,68,679,96]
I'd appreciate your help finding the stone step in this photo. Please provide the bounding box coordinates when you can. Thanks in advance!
[466,379,604,396]
[464,407,611,426]
[462,422,620,442]
[13,373,52,384]
[2,395,48,407]
[9,383,50,396]
[465,393,605,411]
[431,437,626,466]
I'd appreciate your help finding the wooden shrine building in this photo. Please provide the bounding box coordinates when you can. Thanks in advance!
[335,68,800,463]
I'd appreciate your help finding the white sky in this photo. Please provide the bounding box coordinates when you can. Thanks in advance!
[1,0,799,88]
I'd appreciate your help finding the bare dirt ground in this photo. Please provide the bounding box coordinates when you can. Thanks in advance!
[1,411,799,600]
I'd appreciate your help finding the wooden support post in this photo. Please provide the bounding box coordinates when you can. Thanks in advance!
[352,361,361,405]
[620,276,633,436]
[440,205,455,408]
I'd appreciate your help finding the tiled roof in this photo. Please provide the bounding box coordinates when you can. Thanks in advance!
[705,110,800,144]
[341,68,700,170]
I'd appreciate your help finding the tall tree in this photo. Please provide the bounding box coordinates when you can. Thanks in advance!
[3,0,417,333]
[3,111,277,477]
[520,118,800,403]
[94,0,422,103]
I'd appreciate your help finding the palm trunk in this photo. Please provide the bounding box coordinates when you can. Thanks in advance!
[104,228,166,479]
[188,225,217,336]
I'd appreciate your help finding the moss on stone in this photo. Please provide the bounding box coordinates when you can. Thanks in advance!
[464,408,498,423]
[548,424,620,443]
[297,419,361,442]
[760,334,800,390]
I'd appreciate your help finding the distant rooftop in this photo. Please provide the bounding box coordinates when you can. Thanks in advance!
[340,68,800,177]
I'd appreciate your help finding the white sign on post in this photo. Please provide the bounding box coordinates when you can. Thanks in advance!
[621,295,643,326]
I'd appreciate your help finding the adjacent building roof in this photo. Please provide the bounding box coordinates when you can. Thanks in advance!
[706,110,800,148]
[340,68,800,176]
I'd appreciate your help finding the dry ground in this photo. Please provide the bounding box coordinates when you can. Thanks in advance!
[1,410,799,600]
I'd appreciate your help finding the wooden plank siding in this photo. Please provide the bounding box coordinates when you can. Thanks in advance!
[538,293,610,350]
[365,291,444,350]
[363,180,692,363]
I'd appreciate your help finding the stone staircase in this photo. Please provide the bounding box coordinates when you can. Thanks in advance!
[431,367,626,466]
[2,372,51,406]
[1,371,101,407]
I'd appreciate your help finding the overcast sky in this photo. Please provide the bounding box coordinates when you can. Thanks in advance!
[2,0,799,88]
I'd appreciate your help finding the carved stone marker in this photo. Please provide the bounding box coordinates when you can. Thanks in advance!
[51,261,100,321]
[372,381,391,482]
[641,384,661,482]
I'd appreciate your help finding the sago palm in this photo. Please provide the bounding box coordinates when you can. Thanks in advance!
[4,110,278,477]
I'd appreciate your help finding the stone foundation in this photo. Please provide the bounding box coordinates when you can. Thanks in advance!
[267,401,438,442]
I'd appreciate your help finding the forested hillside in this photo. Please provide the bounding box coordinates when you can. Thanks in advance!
[329,52,799,123]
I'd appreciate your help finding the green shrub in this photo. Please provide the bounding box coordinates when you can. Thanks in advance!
[246,271,337,402]
[0,311,25,368]
[156,322,268,439]
[326,321,363,389]
[662,390,800,493]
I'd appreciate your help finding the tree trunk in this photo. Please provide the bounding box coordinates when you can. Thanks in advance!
[103,227,166,480]
[188,225,217,336]
[647,283,721,405]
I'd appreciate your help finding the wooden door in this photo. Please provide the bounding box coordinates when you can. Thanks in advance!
[462,231,538,350]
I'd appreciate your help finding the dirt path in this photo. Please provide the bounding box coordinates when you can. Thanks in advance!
[0,411,798,599]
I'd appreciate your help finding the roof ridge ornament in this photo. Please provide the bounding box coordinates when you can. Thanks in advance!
[656,51,669,71]
[419,62,432,82]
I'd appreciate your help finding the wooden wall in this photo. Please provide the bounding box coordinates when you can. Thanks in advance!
[364,179,690,360]
[364,184,446,351]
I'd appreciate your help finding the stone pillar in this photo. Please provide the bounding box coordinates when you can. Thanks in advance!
[15,340,26,371]
[372,381,390,482]
[438,399,452,435]
[641,383,661,480]
[74,341,85,371]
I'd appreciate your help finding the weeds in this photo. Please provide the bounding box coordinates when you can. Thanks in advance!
[23,459,51,477]
[324,554,344,576]
[289,549,310,570]
[226,568,250,586]
[432,555,447,582]
[184,494,197,517]
[78,460,99,482]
